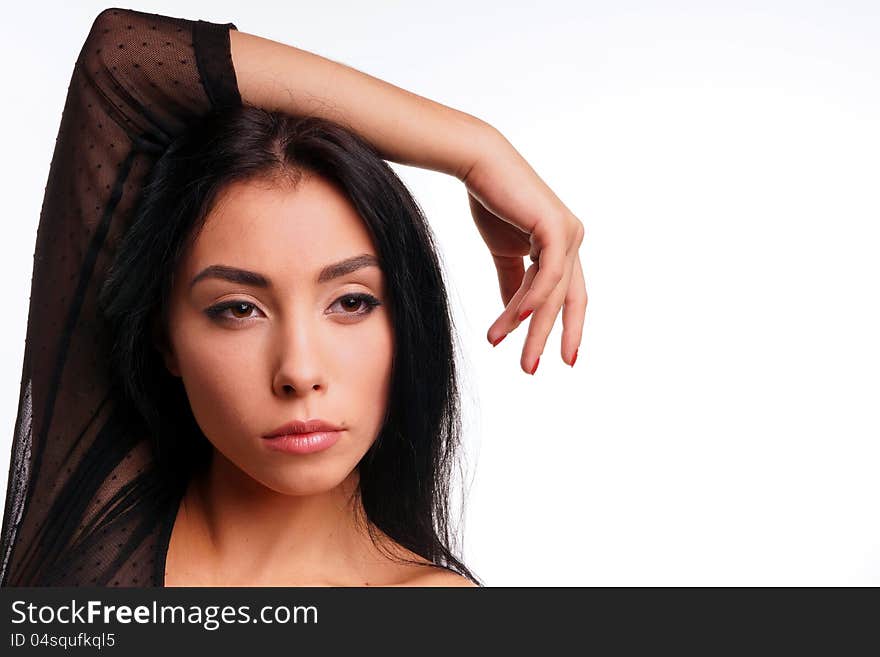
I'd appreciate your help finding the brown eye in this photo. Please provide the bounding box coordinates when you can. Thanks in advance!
[205,300,261,323]
[331,293,382,317]
[229,302,254,318]
[340,296,364,313]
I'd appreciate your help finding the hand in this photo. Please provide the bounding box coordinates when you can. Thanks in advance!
[462,130,586,375]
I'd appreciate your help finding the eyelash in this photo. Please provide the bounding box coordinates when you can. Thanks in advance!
[205,293,382,325]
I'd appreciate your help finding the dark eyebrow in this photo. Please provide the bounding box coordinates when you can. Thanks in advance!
[190,254,381,289]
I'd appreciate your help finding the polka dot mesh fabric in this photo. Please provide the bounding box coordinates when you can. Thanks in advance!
[0,8,241,586]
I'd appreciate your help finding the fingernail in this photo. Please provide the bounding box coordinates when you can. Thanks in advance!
[491,333,507,347]
[518,309,532,322]
[529,356,540,375]
[570,348,578,367]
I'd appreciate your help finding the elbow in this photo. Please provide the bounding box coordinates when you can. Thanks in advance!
[83,8,140,66]
[87,7,134,43]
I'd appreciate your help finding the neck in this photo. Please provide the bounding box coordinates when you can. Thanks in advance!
[182,449,387,585]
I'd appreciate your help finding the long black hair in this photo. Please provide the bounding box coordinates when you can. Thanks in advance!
[97,105,480,585]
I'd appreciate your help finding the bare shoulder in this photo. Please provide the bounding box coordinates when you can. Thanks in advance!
[367,530,478,587]
[403,567,479,587]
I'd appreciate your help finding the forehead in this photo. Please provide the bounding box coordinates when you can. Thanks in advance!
[184,174,379,278]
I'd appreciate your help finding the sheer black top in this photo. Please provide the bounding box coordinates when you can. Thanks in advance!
[0,7,241,586]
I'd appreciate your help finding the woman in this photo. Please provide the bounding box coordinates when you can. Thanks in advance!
[0,7,584,586]
[102,105,479,586]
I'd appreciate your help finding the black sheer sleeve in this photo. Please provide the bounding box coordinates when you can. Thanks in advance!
[0,7,241,586]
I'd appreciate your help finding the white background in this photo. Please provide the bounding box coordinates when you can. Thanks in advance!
[2,1,878,585]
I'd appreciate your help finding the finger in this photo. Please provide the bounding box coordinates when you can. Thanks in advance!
[491,253,525,308]
[520,252,575,374]
[487,261,538,346]
[513,221,567,328]
[561,254,587,366]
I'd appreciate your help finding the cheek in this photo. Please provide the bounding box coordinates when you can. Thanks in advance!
[339,315,395,423]
[173,328,259,442]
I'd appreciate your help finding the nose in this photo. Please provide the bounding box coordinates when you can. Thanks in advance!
[271,314,327,397]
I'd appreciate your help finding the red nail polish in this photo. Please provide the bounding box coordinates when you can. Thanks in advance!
[518,309,532,322]
[491,333,507,347]
[530,356,540,375]
[570,348,578,367]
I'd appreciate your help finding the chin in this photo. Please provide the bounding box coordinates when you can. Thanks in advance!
[250,464,356,497]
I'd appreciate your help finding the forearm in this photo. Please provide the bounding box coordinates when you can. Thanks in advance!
[229,29,499,180]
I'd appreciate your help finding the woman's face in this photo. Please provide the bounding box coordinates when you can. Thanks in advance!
[160,173,394,496]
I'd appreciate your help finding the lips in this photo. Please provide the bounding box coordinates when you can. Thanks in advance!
[263,418,344,439]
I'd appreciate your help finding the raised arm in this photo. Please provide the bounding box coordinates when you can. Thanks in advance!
[1,7,243,586]
[229,30,491,180]
[228,28,586,373]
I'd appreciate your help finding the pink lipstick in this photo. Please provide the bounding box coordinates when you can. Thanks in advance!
[263,431,342,454]
[262,418,344,454]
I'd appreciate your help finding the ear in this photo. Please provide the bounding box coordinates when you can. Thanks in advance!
[150,313,181,378]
